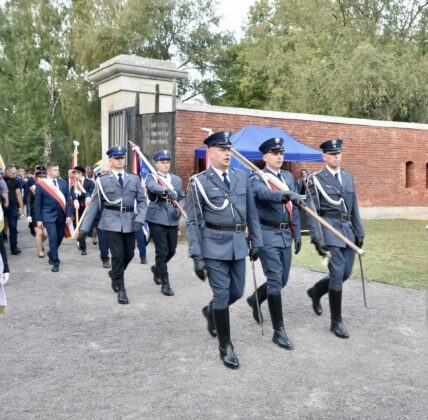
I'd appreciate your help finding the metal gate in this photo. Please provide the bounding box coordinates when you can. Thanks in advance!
[109,107,175,171]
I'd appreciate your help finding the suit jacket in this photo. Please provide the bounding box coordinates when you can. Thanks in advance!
[70,177,95,204]
[250,168,301,248]
[35,178,72,223]
[306,167,364,247]
[145,172,185,226]
[80,171,147,233]
[186,166,263,260]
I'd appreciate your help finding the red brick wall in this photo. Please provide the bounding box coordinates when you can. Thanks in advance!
[175,109,428,207]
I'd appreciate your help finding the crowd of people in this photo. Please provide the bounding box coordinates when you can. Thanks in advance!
[0,133,365,370]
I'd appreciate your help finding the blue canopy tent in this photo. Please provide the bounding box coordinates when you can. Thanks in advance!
[195,125,323,162]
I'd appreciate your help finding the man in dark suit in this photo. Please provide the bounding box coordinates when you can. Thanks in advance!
[70,165,95,255]
[145,150,185,296]
[35,162,73,272]
[305,139,365,338]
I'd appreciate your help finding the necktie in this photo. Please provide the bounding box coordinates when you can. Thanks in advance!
[277,173,283,182]
[118,173,123,188]
[222,172,230,189]
[335,173,341,186]
[53,180,57,188]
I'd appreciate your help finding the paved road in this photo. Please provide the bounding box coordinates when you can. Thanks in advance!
[0,221,426,419]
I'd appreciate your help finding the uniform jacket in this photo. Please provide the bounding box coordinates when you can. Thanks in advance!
[70,177,95,204]
[186,166,263,260]
[145,172,185,226]
[35,178,72,223]
[306,167,364,247]
[250,168,301,248]
[80,171,147,233]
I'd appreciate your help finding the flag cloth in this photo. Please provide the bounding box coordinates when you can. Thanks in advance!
[131,149,150,241]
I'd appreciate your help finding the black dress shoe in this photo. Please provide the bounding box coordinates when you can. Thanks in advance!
[140,259,147,264]
[219,344,239,369]
[118,289,129,304]
[151,265,161,285]
[11,248,21,255]
[202,305,217,337]
[108,270,119,293]
[247,295,263,324]
[51,266,59,272]
[81,250,87,256]
[307,288,322,316]
[272,327,294,350]
[330,320,349,338]
[47,251,53,265]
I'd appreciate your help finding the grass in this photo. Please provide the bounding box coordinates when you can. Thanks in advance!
[294,219,428,289]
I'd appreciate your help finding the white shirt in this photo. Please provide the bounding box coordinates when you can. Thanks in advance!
[157,172,172,184]
[326,165,342,185]
[211,166,229,183]
[111,169,125,181]
[46,176,59,189]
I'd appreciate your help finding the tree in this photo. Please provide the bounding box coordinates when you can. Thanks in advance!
[209,0,428,123]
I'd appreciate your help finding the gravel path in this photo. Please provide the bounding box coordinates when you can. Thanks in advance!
[1,221,426,419]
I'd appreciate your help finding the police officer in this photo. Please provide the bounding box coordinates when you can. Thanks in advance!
[145,150,185,296]
[305,139,364,338]
[78,146,147,304]
[70,165,95,255]
[247,137,303,349]
[186,131,263,369]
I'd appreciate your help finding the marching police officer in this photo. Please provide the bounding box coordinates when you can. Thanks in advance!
[70,165,95,255]
[78,146,147,304]
[305,139,364,338]
[247,137,303,349]
[145,150,185,296]
[186,131,263,369]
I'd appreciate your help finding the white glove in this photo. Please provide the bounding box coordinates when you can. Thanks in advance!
[2,273,9,286]
[74,200,80,209]
[85,197,91,206]
[27,216,32,223]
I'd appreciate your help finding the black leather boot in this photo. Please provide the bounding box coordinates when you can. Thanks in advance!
[329,289,349,338]
[151,265,161,285]
[213,307,239,369]
[247,282,267,324]
[268,293,294,350]
[108,270,119,293]
[307,276,329,315]
[161,272,174,296]
[118,288,129,304]
[202,301,217,337]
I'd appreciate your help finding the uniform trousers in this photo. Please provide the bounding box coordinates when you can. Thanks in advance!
[205,258,246,310]
[45,220,65,267]
[328,246,355,291]
[4,206,19,251]
[148,222,177,274]
[259,242,292,295]
[105,231,135,289]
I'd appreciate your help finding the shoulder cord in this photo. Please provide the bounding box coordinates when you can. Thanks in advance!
[193,175,230,211]
[96,177,122,207]
[312,174,348,213]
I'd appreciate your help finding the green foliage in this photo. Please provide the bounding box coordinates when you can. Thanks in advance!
[0,0,232,170]
[209,0,428,123]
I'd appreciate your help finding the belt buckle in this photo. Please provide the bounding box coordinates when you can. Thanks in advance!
[341,213,349,222]
[235,224,244,233]
[166,199,171,205]
[279,222,287,230]
[120,206,127,213]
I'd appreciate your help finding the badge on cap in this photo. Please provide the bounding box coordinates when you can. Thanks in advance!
[275,138,280,144]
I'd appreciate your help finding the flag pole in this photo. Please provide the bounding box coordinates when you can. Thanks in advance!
[129,140,187,219]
